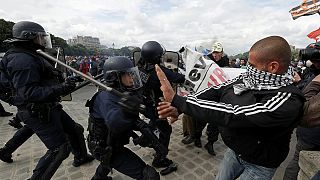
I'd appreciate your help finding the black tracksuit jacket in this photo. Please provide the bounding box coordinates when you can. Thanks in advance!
[172,77,304,168]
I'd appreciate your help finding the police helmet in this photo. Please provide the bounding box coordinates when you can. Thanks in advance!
[103,56,142,91]
[141,41,165,65]
[5,21,52,48]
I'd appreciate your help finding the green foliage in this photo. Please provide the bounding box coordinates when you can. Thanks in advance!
[233,51,249,60]
[291,48,299,61]
[0,19,14,52]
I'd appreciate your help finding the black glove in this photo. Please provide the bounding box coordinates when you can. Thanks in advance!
[178,46,185,53]
[118,93,145,116]
[54,77,76,96]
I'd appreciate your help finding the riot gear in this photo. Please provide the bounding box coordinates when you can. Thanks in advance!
[0,20,94,179]
[5,21,52,49]
[141,41,165,65]
[103,56,142,91]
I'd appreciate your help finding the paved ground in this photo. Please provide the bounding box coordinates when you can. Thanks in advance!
[0,85,297,180]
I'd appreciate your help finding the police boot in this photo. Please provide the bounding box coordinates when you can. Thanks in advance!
[8,117,23,129]
[194,138,202,148]
[0,146,13,163]
[152,155,173,168]
[181,135,195,145]
[204,141,216,156]
[91,175,112,180]
[142,165,160,180]
[69,123,95,167]
[73,154,95,167]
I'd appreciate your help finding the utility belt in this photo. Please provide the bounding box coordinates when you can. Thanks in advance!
[18,102,60,123]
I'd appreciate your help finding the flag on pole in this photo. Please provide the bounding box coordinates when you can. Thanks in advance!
[308,28,320,42]
[289,0,320,20]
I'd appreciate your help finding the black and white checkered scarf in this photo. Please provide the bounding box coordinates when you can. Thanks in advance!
[233,64,294,95]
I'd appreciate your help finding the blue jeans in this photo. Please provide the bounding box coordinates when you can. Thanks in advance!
[311,171,320,180]
[215,148,277,180]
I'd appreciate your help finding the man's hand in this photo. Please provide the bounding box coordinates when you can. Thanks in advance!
[157,101,179,125]
[155,64,175,103]
[60,77,77,95]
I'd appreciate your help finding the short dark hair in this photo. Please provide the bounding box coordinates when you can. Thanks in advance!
[250,36,291,69]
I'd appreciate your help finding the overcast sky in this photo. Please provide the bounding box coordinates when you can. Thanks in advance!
[0,0,319,55]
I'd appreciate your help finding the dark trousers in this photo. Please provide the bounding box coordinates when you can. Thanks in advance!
[182,114,195,137]
[194,119,219,143]
[18,104,87,179]
[5,125,34,153]
[95,146,146,179]
[145,105,171,156]
[283,138,320,180]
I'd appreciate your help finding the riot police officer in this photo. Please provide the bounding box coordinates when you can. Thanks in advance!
[1,21,94,179]
[87,56,159,180]
[139,41,185,168]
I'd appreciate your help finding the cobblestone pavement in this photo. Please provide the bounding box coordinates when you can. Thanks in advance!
[0,86,296,180]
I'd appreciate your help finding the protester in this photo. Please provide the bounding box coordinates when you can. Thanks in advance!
[79,57,90,75]
[206,42,229,67]
[89,56,98,77]
[155,36,304,179]
[239,58,247,69]
[301,74,320,127]
[284,44,320,180]
[193,41,229,155]
[181,114,196,144]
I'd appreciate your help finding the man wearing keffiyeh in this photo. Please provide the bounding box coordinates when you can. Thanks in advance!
[155,36,305,180]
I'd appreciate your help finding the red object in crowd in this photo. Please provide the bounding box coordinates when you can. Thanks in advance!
[79,61,90,74]
[308,27,320,42]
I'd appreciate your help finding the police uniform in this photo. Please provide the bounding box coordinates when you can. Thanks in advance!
[87,56,159,180]
[139,41,185,167]
[143,65,184,158]
[1,21,93,179]
[88,91,148,179]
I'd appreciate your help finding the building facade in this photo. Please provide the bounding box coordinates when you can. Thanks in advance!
[67,35,101,49]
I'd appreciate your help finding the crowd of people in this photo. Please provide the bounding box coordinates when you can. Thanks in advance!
[65,55,107,78]
[0,20,320,180]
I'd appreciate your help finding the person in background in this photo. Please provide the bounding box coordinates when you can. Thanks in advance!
[193,41,229,156]
[79,57,90,75]
[239,58,247,69]
[284,43,320,180]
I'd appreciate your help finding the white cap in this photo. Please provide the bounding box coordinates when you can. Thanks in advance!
[211,42,223,53]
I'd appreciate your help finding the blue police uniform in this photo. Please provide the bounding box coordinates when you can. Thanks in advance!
[143,65,184,162]
[89,90,147,179]
[2,46,91,179]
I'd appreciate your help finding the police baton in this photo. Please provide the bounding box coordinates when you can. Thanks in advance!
[72,73,104,93]
[36,49,146,112]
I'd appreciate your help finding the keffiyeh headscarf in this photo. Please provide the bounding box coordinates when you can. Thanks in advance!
[233,64,295,95]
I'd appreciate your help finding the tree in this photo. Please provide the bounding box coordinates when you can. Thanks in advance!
[0,19,14,52]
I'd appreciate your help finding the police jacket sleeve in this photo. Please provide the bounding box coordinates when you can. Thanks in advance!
[172,91,303,128]
[301,81,320,127]
[162,66,185,84]
[96,93,135,134]
[8,55,61,102]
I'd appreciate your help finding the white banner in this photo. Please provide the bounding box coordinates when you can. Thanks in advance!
[178,47,245,95]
